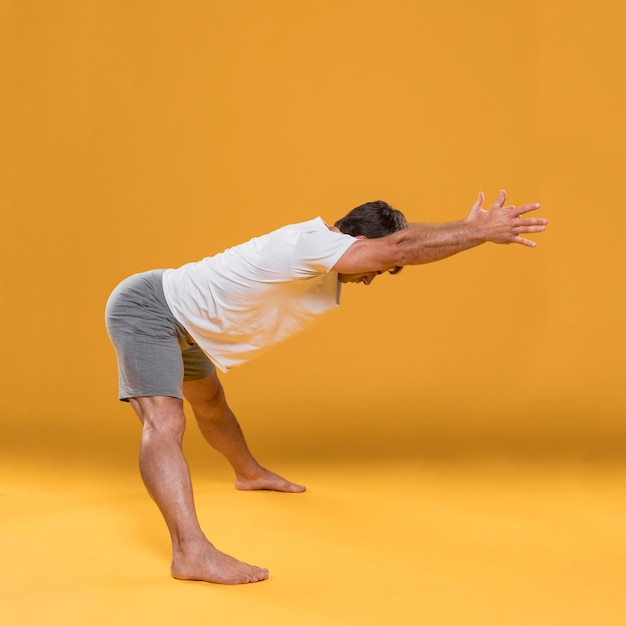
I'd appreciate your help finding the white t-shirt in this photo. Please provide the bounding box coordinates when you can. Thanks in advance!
[162,217,356,372]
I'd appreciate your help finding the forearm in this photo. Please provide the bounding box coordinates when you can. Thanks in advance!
[395,220,485,266]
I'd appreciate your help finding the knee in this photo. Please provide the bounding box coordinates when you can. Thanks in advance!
[202,382,225,409]
[142,406,187,441]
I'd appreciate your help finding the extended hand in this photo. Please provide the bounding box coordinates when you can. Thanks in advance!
[466,190,548,247]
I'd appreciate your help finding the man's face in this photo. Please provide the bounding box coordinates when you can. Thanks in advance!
[338,269,394,285]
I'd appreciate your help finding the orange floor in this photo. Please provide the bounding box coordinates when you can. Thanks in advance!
[3,426,626,626]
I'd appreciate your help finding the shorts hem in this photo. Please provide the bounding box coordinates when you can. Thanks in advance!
[119,390,184,402]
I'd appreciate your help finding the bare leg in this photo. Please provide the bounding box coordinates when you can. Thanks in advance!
[129,395,269,584]
[183,374,306,493]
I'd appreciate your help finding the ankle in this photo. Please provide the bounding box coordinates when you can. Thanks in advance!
[235,462,264,481]
[171,531,209,554]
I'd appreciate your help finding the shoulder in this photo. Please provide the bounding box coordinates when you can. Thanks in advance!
[290,217,357,276]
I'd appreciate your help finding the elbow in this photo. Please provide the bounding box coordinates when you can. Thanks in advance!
[391,237,413,267]
[394,249,411,267]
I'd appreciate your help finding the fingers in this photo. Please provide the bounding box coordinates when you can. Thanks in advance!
[516,202,543,217]
[513,221,546,247]
[490,189,506,210]
[472,191,485,211]
[493,195,547,227]
[516,202,548,230]
[516,223,547,232]
[513,236,537,248]
[517,219,548,228]
[514,216,547,246]
[481,191,546,246]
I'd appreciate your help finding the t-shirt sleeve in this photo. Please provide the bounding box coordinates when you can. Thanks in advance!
[291,225,356,278]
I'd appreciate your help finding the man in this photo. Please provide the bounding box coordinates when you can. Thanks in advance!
[105,190,547,585]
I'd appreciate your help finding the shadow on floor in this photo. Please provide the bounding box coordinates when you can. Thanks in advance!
[3,408,626,475]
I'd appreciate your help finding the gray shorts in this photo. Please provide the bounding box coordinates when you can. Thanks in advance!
[105,269,216,401]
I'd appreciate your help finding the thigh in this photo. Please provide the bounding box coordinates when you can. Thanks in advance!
[113,329,185,401]
[106,271,185,401]
[182,371,222,407]
[182,343,216,383]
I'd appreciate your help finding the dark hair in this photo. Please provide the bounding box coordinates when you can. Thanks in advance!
[334,200,407,239]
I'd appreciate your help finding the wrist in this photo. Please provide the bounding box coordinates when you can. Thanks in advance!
[462,216,487,244]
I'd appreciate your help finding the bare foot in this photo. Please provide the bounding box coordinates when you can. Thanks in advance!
[172,539,269,584]
[235,466,306,493]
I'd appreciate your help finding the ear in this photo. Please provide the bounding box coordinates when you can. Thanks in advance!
[355,235,367,240]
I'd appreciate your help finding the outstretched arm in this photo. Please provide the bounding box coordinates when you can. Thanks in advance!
[331,190,548,274]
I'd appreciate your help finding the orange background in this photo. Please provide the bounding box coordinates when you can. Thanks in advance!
[2,0,624,455]
[2,2,626,624]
